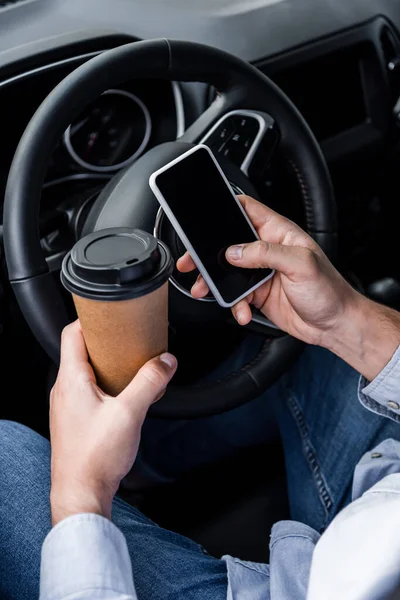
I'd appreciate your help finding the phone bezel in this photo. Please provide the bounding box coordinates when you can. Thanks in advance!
[149,144,275,308]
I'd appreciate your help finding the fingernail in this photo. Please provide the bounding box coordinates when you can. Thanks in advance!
[237,309,247,324]
[160,353,177,369]
[227,245,243,260]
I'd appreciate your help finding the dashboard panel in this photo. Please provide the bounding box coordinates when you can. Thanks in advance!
[0,0,399,66]
[273,49,368,142]
[259,17,398,164]
[0,14,399,290]
[0,15,398,193]
[0,47,183,212]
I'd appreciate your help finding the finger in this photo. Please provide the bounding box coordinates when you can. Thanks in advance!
[226,240,316,280]
[231,299,252,326]
[237,195,279,230]
[191,275,210,298]
[176,252,197,273]
[118,353,178,412]
[59,321,95,381]
[251,277,273,310]
[237,195,318,251]
[237,194,299,234]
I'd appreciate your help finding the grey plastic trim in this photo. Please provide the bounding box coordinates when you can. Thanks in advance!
[0,0,36,13]
[43,173,112,189]
[63,88,152,173]
[0,49,185,141]
[251,311,281,331]
[0,50,104,89]
[153,205,216,303]
[172,81,185,138]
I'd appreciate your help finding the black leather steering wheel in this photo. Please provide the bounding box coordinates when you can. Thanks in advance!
[3,39,336,418]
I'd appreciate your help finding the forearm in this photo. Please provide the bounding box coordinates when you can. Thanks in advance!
[322,292,400,381]
[50,484,112,527]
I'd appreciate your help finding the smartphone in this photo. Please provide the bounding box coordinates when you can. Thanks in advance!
[149,144,274,308]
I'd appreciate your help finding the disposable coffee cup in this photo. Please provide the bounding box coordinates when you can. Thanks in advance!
[61,227,174,395]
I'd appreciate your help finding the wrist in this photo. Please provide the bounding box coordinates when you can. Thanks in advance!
[50,481,113,527]
[321,291,400,381]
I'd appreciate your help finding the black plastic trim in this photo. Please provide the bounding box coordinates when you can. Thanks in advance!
[255,16,394,164]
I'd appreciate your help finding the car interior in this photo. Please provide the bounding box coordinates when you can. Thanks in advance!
[1,0,400,568]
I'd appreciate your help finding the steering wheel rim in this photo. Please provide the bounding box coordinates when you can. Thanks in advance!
[3,39,337,418]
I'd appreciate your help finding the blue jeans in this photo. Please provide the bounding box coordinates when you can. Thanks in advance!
[1,343,400,599]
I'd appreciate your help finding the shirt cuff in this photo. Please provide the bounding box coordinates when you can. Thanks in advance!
[40,513,136,600]
[358,344,400,423]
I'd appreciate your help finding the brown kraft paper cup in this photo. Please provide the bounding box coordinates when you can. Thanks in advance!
[61,228,174,396]
[72,284,168,396]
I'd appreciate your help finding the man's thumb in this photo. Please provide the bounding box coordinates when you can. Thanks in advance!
[118,353,177,410]
[226,240,315,279]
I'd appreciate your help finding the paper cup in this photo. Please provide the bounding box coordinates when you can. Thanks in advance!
[61,228,174,395]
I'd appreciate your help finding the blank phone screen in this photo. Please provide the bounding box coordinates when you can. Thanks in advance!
[154,146,272,305]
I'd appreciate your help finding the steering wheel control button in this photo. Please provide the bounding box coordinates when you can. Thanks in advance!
[247,125,279,179]
[61,228,174,301]
[205,121,236,153]
[233,115,259,138]
[226,132,249,164]
[206,115,259,166]
[387,401,400,410]
[201,110,278,177]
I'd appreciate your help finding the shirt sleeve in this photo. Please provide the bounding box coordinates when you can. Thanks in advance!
[40,513,137,600]
[358,344,400,423]
[307,472,400,600]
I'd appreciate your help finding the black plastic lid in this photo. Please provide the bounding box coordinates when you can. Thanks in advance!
[61,228,174,301]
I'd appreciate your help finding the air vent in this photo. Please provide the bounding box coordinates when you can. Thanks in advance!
[0,0,33,9]
[380,26,400,98]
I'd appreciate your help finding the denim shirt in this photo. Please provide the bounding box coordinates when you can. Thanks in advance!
[40,346,400,600]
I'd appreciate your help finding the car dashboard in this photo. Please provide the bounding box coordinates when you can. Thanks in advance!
[0,16,400,283]
[0,41,182,205]
[0,5,399,328]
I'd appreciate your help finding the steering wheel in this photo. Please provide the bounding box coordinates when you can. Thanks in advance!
[3,39,336,418]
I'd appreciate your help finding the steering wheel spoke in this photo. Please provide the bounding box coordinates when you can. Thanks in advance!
[45,250,67,273]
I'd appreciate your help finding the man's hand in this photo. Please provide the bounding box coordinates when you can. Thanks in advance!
[177,195,400,380]
[49,321,177,526]
[178,195,355,346]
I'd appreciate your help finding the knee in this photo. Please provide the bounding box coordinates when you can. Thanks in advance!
[0,420,50,463]
[0,420,51,509]
[0,421,51,600]
[0,419,41,440]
